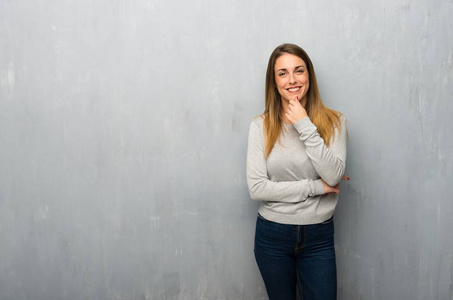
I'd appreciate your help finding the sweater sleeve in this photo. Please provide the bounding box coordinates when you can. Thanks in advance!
[246,120,325,203]
[293,115,347,186]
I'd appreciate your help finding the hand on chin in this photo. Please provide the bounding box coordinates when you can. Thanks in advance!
[285,96,308,124]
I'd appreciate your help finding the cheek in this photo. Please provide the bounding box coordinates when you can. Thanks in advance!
[276,86,285,97]
[275,78,285,89]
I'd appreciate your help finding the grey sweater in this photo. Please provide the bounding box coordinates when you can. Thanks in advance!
[246,115,347,225]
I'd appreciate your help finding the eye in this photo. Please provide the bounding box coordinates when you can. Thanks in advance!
[278,72,287,77]
[296,69,304,74]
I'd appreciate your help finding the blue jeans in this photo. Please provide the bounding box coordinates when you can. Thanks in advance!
[254,214,337,300]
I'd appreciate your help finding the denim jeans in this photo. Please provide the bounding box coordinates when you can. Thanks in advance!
[254,214,337,300]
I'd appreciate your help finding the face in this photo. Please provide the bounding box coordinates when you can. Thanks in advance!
[274,53,309,105]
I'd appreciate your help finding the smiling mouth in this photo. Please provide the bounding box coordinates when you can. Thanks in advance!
[286,87,301,93]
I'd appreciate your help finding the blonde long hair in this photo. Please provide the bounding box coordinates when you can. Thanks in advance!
[263,43,342,158]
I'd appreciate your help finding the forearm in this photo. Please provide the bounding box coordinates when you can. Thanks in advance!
[294,116,347,186]
[247,175,324,202]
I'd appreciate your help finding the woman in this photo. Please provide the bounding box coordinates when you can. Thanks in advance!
[246,43,348,300]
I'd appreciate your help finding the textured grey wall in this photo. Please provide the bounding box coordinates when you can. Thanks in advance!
[1,0,452,299]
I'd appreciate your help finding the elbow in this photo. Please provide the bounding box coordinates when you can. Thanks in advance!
[325,178,340,187]
[324,164,345,186]
[248,182,265,201]
[249,193,260,201]
[249,188,261,201]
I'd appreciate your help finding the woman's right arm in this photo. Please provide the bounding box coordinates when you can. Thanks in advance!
[246,120,325,203]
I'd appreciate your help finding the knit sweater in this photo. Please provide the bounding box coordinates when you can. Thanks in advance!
[246,115,347,225]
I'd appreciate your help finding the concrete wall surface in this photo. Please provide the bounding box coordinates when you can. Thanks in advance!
[1,0,452,299]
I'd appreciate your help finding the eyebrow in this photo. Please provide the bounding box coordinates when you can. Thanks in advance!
[276,65,306,72]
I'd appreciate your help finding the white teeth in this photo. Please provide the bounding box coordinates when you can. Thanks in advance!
[288,87,300,92]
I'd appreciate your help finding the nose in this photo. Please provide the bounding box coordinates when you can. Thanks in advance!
[289,73,296,84]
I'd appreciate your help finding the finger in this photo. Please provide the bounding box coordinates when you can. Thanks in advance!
[342,175,350,181]
[290,99,300,106]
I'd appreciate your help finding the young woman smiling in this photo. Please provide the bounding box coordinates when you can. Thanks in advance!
[247,44,348,300]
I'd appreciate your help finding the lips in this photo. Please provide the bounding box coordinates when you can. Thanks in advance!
[286,87,301,93]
